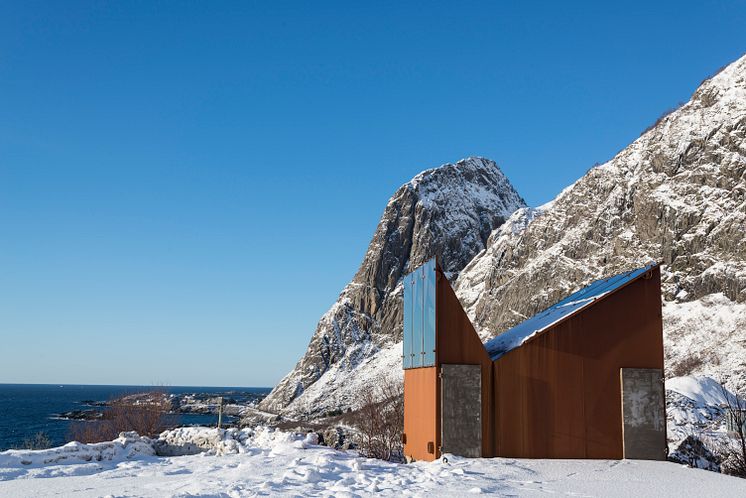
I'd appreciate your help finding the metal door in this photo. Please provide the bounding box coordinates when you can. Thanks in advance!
[441,364,481,457]
[620,368,666,460]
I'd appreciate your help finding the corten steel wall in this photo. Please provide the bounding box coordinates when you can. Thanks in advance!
[435,272,494,459]
[492,266,664,458]
[403,367,438,461]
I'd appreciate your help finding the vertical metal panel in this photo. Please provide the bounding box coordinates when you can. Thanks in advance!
[402,259,437,369]
[412,267,423,367]
[621,368,666,460]
[402,272,413,369]
[423,259,436,367]
[441,364,482,457]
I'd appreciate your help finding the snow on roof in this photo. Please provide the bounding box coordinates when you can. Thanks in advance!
[485,263,658,360]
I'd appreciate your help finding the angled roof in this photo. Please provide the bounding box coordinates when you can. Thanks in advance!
[484,263,658,361]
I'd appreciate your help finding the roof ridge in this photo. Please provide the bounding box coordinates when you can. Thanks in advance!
[484,263,658,360]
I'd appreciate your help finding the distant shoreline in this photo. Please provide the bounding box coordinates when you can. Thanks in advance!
[0,384,271,451]
[0,383,272,390]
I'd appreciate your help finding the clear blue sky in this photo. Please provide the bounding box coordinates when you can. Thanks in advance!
[1,1,744,387]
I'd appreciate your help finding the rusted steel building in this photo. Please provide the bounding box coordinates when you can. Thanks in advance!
[402,260,666,462]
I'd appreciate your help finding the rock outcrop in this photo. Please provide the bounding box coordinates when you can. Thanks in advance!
[455,53,746,390]
[260,158,526,417]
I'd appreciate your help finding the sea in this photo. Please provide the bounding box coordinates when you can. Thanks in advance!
[0,384,271,451]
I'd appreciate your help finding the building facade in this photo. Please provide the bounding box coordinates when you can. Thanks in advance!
[402,260,666,461]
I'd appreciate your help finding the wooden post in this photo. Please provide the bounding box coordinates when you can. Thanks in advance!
[217,396,223,430]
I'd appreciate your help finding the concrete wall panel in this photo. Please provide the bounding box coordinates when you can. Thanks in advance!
[441,364,482,457]
[621,368,667,460]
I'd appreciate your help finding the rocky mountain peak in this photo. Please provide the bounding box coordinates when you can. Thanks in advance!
[260,157,525,416]
[261,53,746,418]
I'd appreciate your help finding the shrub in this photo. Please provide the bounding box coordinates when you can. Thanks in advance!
[670,354,704,377]
[23,432,52,450]
[351,375,403,462]
[69,391,176,443]
[713,380,746,478]
[639,102,685,137]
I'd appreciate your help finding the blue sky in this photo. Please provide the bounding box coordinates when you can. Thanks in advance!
[1,1,744,387]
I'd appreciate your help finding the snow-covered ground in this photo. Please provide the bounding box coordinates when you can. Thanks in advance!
[2,426,746,497]
[665,374,745,472]
[1,375,744,497]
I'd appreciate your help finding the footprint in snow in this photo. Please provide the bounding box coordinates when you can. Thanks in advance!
[162,468,192,476]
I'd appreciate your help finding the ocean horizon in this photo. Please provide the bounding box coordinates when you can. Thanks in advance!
[0,383,271,451]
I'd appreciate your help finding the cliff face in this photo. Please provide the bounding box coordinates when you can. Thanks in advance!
[456,54,746,390]
[260,158,526,416]
[263,53,746,418]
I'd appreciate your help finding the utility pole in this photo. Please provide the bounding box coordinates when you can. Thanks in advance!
[217,396,223,430]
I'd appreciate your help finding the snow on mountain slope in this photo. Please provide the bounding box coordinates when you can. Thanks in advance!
[455,53,746,390]
[667,375,743,407]
[261,158,526,417]
[665,375,745,471]
[3,428,746,497]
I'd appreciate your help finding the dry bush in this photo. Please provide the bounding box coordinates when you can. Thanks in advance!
[714,380,746,478]
[23,432,52,450]
[69,391,176,443]
[639,101,685,137]
[351,375,404,462]
[670,354,704,378]
[699,64,728,86]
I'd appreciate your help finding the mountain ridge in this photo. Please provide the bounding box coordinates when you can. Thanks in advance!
[263,52,746,417]
[260,157,526,416]
[455,52,746,390]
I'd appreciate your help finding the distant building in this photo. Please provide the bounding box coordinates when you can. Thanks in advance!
[402,260,666,461]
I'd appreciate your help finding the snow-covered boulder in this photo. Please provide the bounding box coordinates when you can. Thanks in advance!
[0,432,155,473]
[154,427,250,456]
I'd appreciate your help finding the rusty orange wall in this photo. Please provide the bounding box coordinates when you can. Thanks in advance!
[436,273,494,458]
[492,267,664,458]
[403,366,438,461]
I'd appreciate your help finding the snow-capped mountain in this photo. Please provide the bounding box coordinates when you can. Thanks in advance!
[263,53,746,419]
[260,158,526,416]
[455,53,746,391]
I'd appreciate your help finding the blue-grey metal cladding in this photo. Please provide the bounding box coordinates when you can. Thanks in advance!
[403,271,413,369]
[403,258,437,369]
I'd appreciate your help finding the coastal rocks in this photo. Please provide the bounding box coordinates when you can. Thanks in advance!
[55,409,102,421]
[55,390,270,427]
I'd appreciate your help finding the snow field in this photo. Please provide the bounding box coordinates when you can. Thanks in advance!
[2,423,746,497]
